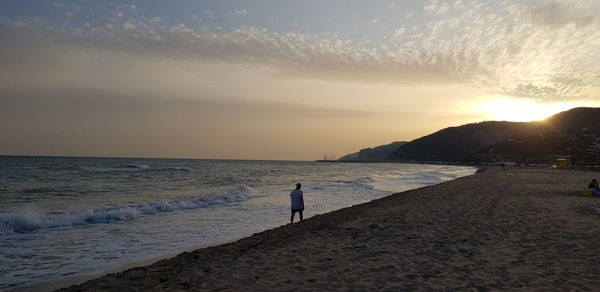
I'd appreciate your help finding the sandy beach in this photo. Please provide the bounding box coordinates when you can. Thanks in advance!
[58,167,600,291]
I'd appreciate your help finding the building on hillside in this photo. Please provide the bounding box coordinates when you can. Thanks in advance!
[586,138,600,165]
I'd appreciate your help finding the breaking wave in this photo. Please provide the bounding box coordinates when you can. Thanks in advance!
[0,185,255,235]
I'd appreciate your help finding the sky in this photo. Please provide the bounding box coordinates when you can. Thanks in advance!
[1,0,600,160]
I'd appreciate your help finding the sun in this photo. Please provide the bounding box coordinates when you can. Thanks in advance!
[472,98,576,122]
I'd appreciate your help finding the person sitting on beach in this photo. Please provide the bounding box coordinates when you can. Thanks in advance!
[290,183,304,223]
[588,179,600,196]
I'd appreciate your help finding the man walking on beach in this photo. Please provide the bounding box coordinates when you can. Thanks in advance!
[290,183,304,223]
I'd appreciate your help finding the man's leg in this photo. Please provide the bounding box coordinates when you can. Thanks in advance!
[290,210,295,223]
[299,210,303,221]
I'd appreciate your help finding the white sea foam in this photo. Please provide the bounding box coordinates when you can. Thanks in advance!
[0,185,254,235]
[338,177,376,184]
[309,179,378,195]
[407,171,457,183]
[312,172,457,195]
[162,166,193,171]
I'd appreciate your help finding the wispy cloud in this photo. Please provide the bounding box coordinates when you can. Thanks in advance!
[1,1,600,102]
[393,27,406,38]
[122,21,135,30]
[204,9,215,19]
[0,87,378,120]
[424,0,449,15]
[52,2,80,18]
[230,9,248,16]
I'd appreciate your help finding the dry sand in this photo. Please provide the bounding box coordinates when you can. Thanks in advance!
[58,167,600,291]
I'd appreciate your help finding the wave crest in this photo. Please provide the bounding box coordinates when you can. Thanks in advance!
[0,185,255,235]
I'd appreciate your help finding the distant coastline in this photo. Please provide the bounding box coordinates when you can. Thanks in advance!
[316,159,479,167]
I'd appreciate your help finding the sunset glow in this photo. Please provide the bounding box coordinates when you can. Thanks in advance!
[1,0,599,159]
[3,2,600,291]
[473,98,578,122]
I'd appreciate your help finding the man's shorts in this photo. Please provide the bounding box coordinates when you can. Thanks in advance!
[291,208,303,213]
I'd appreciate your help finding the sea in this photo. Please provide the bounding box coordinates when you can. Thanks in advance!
[0,156,475,290]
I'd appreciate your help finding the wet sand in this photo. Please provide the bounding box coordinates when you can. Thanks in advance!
[59,167,600,291]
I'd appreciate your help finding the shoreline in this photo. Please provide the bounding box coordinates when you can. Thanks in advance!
[17,219,301,292]
[13,165,476,292]
[55,170,473,291]
[14,237,241,292]
[49,167,600,290]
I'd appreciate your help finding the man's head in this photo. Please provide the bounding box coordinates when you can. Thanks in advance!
[296,183,301,189]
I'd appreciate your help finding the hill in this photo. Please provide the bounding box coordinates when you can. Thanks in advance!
[479,108,600,164]
[375,107,600,164]
[543,107,600,132]
[387,121,540,162]
[338,141,406,161]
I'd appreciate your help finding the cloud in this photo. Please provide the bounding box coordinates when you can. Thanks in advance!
[204,9,215,19]
[389,2,397,10]
[529,2,594,28]
[52,2,80,17]
[122,21,135,30]
[393,27,406,38]
[0,87,380,124]
[415,0,600,101]
[1,1,599,102]
[424,0,449,15]
[230,9,248,16]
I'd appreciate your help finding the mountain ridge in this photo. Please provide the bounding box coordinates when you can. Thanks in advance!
[339,141,406,161]
[340,107,600,165]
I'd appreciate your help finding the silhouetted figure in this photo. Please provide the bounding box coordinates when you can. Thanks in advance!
[588,179,600,193]
[290,183,304,223]
[500,163,506,171]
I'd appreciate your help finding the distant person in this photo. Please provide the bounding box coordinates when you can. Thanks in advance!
[290,183,304,223]
[500,163,506,171]
[588,179,600,195]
